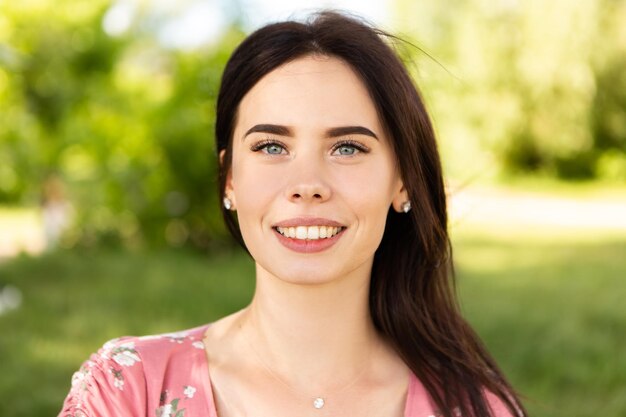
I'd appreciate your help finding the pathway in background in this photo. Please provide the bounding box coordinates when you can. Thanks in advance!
[0,208,45,261]
[448,186,626,233]
[2,185,626,260]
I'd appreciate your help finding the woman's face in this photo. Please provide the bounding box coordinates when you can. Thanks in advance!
[225,55,407,285]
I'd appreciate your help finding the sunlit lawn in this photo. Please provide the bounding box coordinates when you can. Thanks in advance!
[0,247,256,416]
[0,223,625,416]
[452,224,626,417]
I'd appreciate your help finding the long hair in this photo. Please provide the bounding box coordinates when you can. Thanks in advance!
[215,11,526,417]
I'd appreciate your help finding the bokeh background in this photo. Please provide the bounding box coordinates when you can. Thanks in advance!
[1,0,625,416]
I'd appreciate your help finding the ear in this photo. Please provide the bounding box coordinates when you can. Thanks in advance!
[220,149,236,208]
[391,178,409,213]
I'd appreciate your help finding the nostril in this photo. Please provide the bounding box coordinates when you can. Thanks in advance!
[289,191,327,201]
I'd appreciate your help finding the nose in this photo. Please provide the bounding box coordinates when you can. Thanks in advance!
[285,159,332,204]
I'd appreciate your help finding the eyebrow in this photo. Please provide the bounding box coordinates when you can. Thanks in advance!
[243,124,379,140]
[326,126,379,140]
[243,124,291,138]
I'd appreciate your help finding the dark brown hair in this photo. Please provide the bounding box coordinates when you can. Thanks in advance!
[215,11,525,417]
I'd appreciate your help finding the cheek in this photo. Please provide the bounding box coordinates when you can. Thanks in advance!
[231,162,283,223]
[334,164,397,220]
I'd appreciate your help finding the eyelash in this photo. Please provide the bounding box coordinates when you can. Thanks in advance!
[332,140,370,155]
[250,139,286,154]
[250,138,370,156]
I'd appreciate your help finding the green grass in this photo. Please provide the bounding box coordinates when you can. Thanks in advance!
[0,247,255,416]
[1,230,625,417]
[453,226,626,417]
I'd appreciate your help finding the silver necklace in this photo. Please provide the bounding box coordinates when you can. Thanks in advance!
[244,329,375,410]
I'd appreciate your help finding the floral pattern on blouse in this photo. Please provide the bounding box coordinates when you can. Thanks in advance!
[183,385,196,399]
[59,325,215,417]
[156,397,185,417]
[155,384,197,417]
[110,342,141,368]
[58,324,517,417]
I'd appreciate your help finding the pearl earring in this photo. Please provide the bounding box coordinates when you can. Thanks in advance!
[401,201,411,213]
[223,197,233,210]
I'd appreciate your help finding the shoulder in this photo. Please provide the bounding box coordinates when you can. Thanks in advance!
[58,335,148,417]
[59,324,210,417]
[121,324,209,362]
[405,374,521,417]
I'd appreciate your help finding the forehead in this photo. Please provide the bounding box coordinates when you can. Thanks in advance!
[235,55,383,134]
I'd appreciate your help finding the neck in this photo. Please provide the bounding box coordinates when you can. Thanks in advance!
[237,261,382,390]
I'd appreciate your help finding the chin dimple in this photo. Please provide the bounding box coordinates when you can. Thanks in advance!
[275,225,344,240]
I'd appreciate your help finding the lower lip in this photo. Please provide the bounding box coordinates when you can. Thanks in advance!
[273,228,345,253]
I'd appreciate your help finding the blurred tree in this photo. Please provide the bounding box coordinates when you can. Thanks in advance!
[3,0,626,250]
[394,0,626,181]
[590,0,626,181]
[1,0,125,201]
[0,0,245,249]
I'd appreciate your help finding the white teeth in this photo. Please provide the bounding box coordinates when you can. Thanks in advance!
[296,226,307,239]
[276,225,344,240]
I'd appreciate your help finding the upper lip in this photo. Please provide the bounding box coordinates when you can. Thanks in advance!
[272,217,346,228]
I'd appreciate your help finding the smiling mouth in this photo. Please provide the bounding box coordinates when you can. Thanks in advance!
[273,225,346,240]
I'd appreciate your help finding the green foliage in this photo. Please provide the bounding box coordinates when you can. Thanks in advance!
[592,56,626,181]
[0,1,245,248]
[3,0,626,249]
[1,1,121,199]
[395,0,626,181]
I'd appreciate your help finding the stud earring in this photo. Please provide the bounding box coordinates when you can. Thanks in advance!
[401,201,411,213]
[223,197,233,210]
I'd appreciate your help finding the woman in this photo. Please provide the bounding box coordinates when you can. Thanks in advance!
[59,11,526,417]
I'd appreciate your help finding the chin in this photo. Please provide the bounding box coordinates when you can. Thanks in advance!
[275,268,340,286]
[254,259,342,286]
[258,256,373,288]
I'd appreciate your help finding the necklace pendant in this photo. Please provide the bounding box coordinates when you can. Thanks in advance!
[313,397,325,409]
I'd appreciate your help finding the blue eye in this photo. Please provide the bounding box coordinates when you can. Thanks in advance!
[335,145,357,155]
[332,140,368,156]
[265,144,284,154]
[250,140,287,155]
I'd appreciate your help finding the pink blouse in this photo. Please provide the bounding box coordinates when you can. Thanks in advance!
[58,324,514,417]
